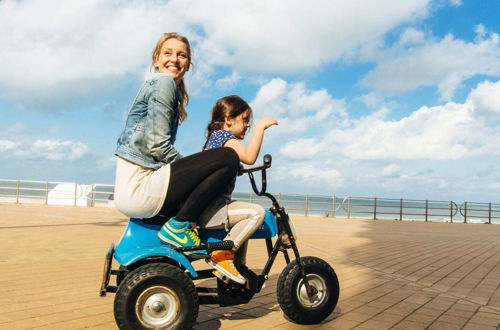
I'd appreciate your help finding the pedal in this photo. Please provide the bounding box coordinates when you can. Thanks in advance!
[212,270,230,284]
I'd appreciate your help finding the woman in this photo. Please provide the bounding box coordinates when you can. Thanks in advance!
[114,33,239,264]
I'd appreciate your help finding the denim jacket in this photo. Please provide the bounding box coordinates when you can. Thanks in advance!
[115,73,182,169]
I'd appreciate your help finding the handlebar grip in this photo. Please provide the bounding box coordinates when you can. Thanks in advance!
[206,240,234,253]
[263,154,272,167]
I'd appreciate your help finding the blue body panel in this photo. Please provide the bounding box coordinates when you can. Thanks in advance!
[114,211,278,277]
[114,218,198,277]
[252,210,279,238]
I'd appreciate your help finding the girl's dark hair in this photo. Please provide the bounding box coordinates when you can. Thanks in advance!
[203,95,253,150]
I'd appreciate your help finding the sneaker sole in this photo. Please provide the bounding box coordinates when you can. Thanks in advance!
[206,259,246,285]
[158,232,182,247]
[158,233,206,257]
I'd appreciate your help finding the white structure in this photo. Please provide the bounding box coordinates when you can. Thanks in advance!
[47,183,91,206]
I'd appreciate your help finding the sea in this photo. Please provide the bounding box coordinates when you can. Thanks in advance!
[232,192,500,225]
[1,179,498,224]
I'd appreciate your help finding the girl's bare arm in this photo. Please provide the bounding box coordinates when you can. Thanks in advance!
[224,117,278,165]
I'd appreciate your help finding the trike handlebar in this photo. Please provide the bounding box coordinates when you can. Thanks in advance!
[238,154,272,175]
[239,154,276,201]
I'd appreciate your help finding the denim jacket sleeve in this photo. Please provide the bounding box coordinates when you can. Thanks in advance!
[146,76,182,164]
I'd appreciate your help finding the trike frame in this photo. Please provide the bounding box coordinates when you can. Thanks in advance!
[100,154,339,328]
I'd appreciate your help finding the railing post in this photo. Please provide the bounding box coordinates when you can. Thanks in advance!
[347,197,351,219]
[91,185,95,207]
[305,195,309,216]
[450,201,453,223]
[74,183,77,206]
[400,198,403,221]
[16,180,20,204]
[425,200,428,222]
[45,182,49,205]
[374,197,377,220]
[332,196,336,218]
[488,202,492,224]
[464,202,467,223]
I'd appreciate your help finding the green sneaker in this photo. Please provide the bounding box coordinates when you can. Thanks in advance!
[158,218,204,255]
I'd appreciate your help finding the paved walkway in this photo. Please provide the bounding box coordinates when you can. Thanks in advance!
[0,203,499,330]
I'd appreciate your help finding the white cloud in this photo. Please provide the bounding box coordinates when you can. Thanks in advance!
[382,164,403,177]
[0,139,18,152]
[250,78,346,136]
[362,26,500,101]
[215,71,241,91]
[3,123,29,137]
[2,0,493,113]
[332,103,480,160]
[398,28,426,47]
[354,92,385,108]
[0,0,436,109]
[189,0,432,74]
[277,164,342,187]
[250,78,289,116]
[97,156,117,169]
[0,0,189,109]
[467,80,500,118]
[252,78,500,198]
[2,139,89,160]
[278,79,500,162]
[279,138,324,160]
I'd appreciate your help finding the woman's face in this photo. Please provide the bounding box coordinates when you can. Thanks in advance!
[154,38,190,82]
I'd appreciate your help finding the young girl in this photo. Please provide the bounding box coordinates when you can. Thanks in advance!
[200,95,278,284]
[114,33,240,260]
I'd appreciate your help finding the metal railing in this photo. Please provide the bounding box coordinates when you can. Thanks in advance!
[1,179,499,224]
[459,201,500,224]
[341,196,459,222]
[232,192,342,217]
[0,179,114,207]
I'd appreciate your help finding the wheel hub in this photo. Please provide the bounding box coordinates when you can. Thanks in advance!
[136,286,180,327]
[150,300,166,313]
[297,274,327,308]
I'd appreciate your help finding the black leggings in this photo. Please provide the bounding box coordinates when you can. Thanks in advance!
[158,147,239,222]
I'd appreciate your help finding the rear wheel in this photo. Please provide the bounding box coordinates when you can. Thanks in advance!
[277,256,339,324]
[114,263,198,329]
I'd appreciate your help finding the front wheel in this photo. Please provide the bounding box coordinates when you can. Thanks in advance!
[277,256,339,324]
[114,263,198,330]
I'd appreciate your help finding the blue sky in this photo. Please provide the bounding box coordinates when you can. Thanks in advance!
[1,0,500,202]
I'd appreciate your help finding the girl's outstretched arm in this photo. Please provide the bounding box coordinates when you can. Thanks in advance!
[224,117,278,165]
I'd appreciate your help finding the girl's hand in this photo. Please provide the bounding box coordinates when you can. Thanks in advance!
[256,117,278,130]
[225,116,278,165]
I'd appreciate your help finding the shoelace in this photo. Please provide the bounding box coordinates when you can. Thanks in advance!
[186,225,201,245]
[221,252,239,274]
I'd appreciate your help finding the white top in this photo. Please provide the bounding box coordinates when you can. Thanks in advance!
[113,157,170,218]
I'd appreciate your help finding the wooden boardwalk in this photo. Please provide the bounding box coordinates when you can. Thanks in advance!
[0,203,499,329]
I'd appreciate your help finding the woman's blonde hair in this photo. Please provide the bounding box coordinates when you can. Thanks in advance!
[151,32,192,123]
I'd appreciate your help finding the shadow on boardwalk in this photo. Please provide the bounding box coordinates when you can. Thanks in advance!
[0,203,498,329]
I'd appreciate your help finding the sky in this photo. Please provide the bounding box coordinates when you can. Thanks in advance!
[1,0,500,203]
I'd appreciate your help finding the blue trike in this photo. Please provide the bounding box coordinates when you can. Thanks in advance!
[100,155,339,329]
